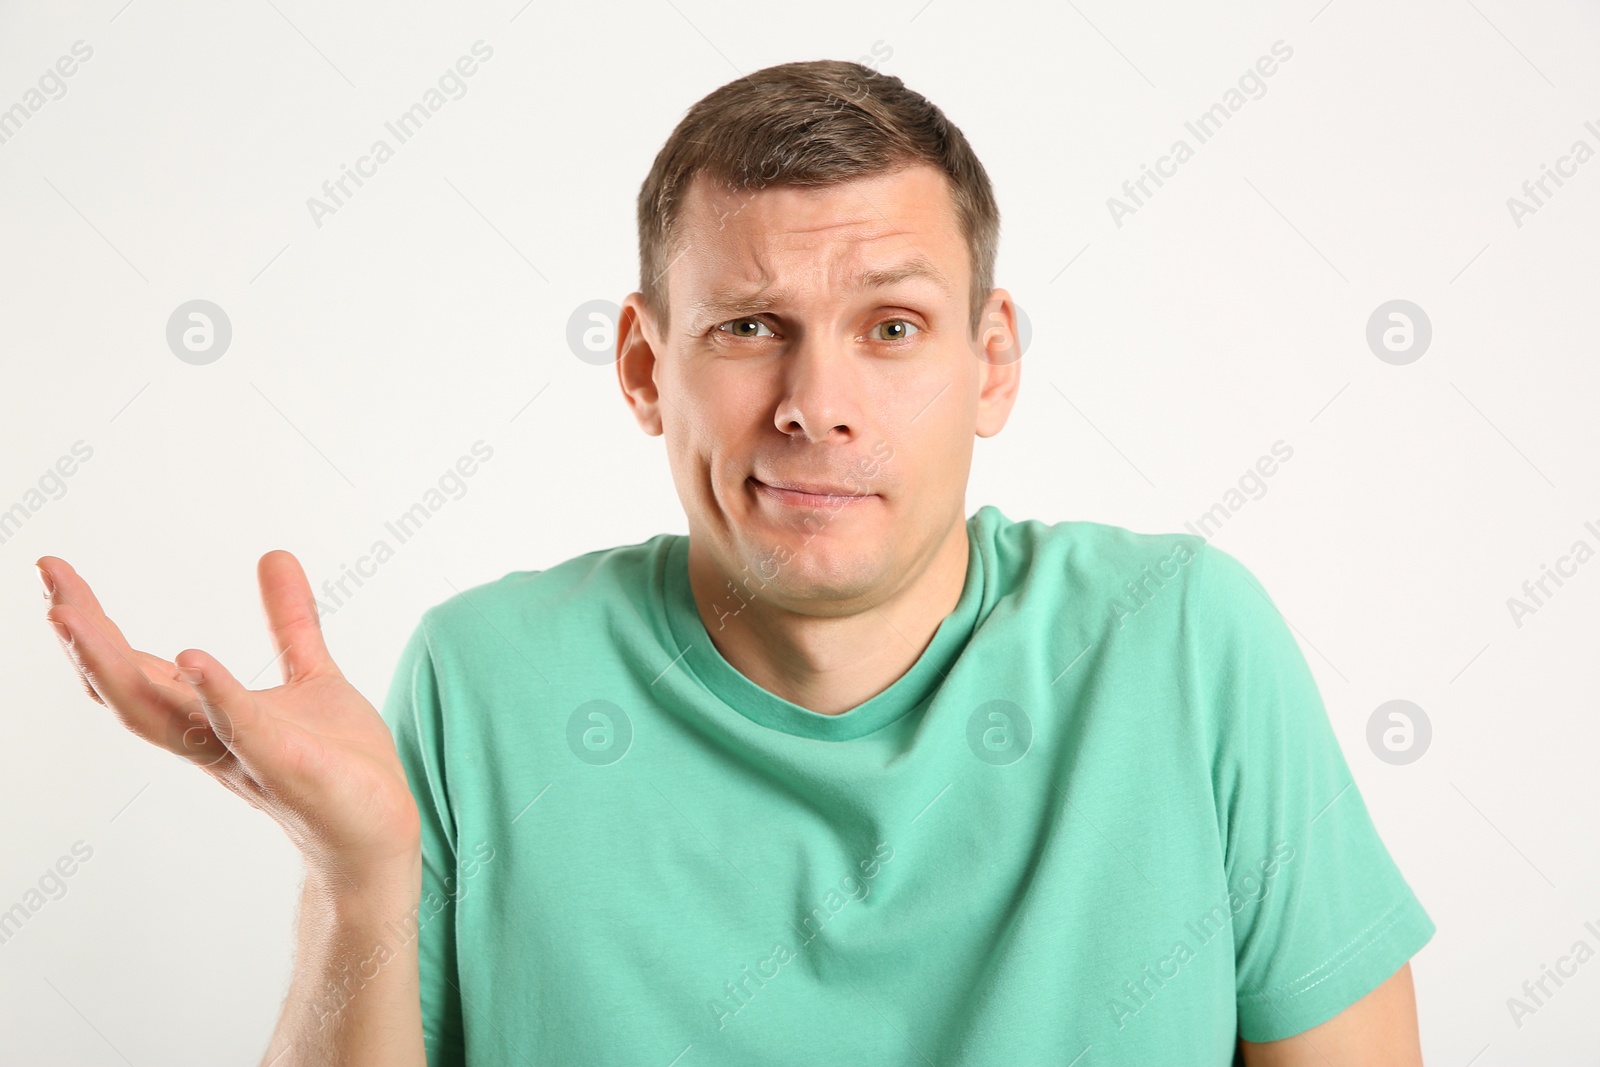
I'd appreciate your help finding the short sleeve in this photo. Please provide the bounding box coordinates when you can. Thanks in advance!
[379,615,467,1067]
[1184,543,1435,1042]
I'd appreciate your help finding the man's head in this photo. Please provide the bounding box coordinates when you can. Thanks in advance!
[616,59,1021,618]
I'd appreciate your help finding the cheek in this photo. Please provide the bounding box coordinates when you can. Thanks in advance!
[692,369,774,445]
[896,377,976,466]
[663,389,753,491]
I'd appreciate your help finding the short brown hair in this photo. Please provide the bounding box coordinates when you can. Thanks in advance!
[635,59,1000,338]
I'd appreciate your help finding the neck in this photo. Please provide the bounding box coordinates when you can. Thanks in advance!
[684,517,970,716]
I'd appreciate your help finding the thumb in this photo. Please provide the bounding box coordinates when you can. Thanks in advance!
[172,649,272,771]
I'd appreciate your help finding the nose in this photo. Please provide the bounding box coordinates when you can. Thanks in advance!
[772,335,863,443]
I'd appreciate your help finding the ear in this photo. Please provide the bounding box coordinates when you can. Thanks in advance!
[973,288,1022,439]
[616,292,664,437]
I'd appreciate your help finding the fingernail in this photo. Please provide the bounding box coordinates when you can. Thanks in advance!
[179,666,203,686]
[37,565,54,598]
[48,616,71,646]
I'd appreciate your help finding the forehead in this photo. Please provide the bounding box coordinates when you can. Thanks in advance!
[669,164,967,302]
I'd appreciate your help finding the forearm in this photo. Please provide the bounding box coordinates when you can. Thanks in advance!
[258,853,427,1067]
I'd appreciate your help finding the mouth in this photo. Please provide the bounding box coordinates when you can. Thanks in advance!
[748,476,878,509]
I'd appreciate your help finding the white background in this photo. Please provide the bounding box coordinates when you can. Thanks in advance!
[2,0,1597,1062]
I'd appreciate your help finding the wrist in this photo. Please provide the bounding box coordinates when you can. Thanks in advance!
[304,848,423,919]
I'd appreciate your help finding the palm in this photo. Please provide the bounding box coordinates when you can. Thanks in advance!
[40,550,421,876]
[243,670,420,862]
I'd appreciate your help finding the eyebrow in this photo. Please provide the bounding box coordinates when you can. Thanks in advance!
[688,256,953,323]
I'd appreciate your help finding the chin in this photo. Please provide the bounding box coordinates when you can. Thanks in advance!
[739,533,885,606]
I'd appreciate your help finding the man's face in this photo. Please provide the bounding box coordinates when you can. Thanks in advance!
[617,163,1019,617]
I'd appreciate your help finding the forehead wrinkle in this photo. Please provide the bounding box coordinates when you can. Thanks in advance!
[687,254,953,325]
[854,255,953,295]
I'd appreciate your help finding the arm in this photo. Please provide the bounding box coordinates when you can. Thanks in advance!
[38,551,428,1067]
[1182,545,1435,1049]
[1239,962,1423,1067]
[256,856,426,1066]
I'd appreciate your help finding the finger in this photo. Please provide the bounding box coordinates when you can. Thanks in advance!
[172,648,278,774]
[42,601,104,706]
[257,550,336,684]
[132,650,191,688]
[45,600,181,745]
[37,556,139,656]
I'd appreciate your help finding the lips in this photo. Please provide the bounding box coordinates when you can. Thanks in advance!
[748,476,879,509]
[752,476,873,497]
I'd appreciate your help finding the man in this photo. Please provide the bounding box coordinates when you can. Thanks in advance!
[39,59,1431,1065]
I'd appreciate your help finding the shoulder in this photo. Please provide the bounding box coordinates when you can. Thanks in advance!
[414,531,677,661]
[972,506,1292,666]
[973,504,1216,607]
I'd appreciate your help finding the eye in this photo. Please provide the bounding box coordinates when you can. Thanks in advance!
[716,318,775,339]
[872,319,919,342]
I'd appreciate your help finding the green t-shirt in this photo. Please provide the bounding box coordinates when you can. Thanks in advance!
[380,504,1434,1066]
